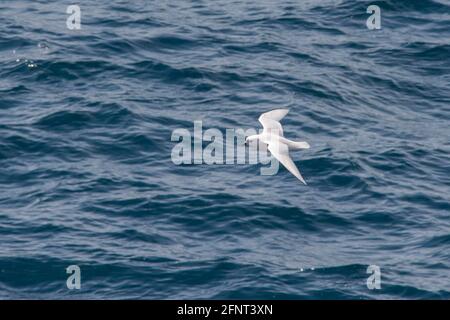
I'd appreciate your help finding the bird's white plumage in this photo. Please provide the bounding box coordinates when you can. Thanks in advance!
[258,109,289,136]
[268,142,307,185]
[259,118,284,136]
[249,108,309,184]
[259,108,289,122]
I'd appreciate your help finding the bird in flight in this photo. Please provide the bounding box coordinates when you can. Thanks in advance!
[245,109,310,184]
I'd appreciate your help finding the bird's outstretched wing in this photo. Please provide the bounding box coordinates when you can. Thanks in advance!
[268,141,307,185]
[258,109,289,136]
[259,109,289,122]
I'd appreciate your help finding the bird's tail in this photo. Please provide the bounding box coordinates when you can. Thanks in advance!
[277,137,310,150]
[287,140,310,150]
[292,141,310,149]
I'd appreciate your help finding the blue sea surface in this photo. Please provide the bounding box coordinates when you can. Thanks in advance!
[0,0,449,299]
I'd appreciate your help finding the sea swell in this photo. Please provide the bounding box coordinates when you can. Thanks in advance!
[0,0,449,299]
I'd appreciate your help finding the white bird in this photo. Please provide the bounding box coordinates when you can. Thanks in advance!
[245,109,310,184]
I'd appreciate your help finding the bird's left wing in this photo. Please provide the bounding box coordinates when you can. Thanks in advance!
[268,141,307,185]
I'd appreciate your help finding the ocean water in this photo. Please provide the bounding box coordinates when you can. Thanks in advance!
[1,0,449,299]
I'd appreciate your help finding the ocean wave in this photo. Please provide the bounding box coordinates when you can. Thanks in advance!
[1,0,449,299]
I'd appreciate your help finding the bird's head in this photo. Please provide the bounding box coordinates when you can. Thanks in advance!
[245,134,259,145]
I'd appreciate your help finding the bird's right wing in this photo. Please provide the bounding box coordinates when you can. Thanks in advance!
[259,109,289,122]
[258,109,289,137]
[268,141,307,185]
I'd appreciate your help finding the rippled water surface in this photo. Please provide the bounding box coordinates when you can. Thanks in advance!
[1,0,450,299]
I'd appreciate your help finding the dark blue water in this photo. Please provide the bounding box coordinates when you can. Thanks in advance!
[1,0,449,299]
